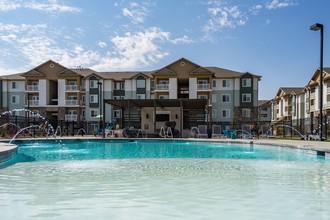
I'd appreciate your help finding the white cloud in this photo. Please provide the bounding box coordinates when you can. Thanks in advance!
[91,27,170,70]
[97,41,107,48]
[250,4,263,15]
[171,35,194,44]
[266,0,297,10]
[0,0,21,11]
[121,1,150,24]
[0,0,81,13]
[203,3,247,41]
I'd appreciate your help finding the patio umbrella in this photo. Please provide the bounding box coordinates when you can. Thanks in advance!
[94,115,103,119]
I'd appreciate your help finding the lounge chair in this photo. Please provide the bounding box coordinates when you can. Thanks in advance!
[212,125,222,138]
[197,125,208,138]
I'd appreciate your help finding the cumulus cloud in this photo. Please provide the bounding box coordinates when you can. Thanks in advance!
[91,27,170,70]
[266,0,297,10]
[0,0,81,13]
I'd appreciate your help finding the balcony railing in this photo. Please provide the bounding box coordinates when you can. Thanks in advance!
[65,100,78,105]
[310,93,315,99]
[26,85,39,91]
[327,87,330,94]
[27,100,39,106]
[65,114,78,121]
[66,85,78,91]
[327,101,330,109]
[197,84,210,90]
[310,105,316,111]
[155,84,169,90]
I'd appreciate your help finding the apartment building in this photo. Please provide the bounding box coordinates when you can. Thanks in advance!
[0,58,261,135]
[270,68,330,137]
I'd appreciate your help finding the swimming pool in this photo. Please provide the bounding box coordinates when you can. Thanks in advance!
[1,139,330,219]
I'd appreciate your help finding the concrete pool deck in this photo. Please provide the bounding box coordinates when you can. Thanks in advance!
[1,137,329,163]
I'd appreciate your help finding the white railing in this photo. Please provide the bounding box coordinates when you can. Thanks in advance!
[327,101,330,109]
[156,84,169,90]
[66,85,78,91]
[197,84,210,90]
[310,93,315,99]
[327,87,330,94]
[65,100,78,105]
[28,100,39,106]
[65,114,78,121]
[310,105,316,111]
[26,85,39,91]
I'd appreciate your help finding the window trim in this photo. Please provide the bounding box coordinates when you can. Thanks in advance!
[222,109,230,118]
[90,94,98,103]
[222,94,230,103]
[242,78,252,87]
[242,93,252,102]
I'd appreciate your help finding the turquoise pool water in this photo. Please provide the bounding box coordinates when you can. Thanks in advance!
[1,140,330,219]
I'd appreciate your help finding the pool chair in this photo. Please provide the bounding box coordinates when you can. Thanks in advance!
[212,125,222,138]
[197,125,208,138]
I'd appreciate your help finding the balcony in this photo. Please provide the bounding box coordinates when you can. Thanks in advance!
[65,100,78,105]
[66,85,78,91]
[155,84,169,90]
[310,93,315,99]
[197,84,210,90]
[26,85,39,91]
[327,101,330,109]
[327,87,330,94]
[310,105,316,112]
[27,100,39,106]
[65,114,78,121]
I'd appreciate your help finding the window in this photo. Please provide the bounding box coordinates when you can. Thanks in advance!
[150,80,154,90]
[198,95,208,99]
[222,109,230,118]
[90,109,98,117]
[82,110,85,118]
[113,96,125,99]
[222,94,230,103]
[137,79,146,88]
[198,80,208,84]
[159,95,169,99]
[12,82,17,89]
[68,110,77,115]
[114,81,125,90]
[242,78,251,87]
[212,80,216,88]
[11,95,19,104]
[90,94,98,103]
[222,80,230,88]
[159,80,169,85]
[156,111,170,122]
[242,109,251,118]
[113,110,122,118]
[90,80,98,88]
[82,95,86,104]
[137,94,145,99]
[242,93,252,102]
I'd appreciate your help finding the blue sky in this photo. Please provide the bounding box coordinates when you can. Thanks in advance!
[0,0,329,100]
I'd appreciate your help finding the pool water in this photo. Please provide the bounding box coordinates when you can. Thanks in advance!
[1,140,330,219]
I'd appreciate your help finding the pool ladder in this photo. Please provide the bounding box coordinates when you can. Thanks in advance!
[159,127,173,138]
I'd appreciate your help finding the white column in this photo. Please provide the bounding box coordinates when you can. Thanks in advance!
[169,78,177,99]
[58,79,66,106]
[189,78,197,99]
[38,79,48,106]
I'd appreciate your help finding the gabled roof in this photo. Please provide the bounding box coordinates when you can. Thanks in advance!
[276,87,305,98]
[307,67,330,86]
[21,60,63,77]
[94,71,153,80]
[205,67,244,78]
[191,67,214,76]
[0,73,25,80]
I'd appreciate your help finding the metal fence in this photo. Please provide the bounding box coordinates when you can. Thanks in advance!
[0,115,328,139]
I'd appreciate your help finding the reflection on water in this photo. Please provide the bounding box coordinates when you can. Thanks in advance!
[1,159,330,219]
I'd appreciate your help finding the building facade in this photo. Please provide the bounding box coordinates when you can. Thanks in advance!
[0,58,261,135]
[270,68,330,138]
